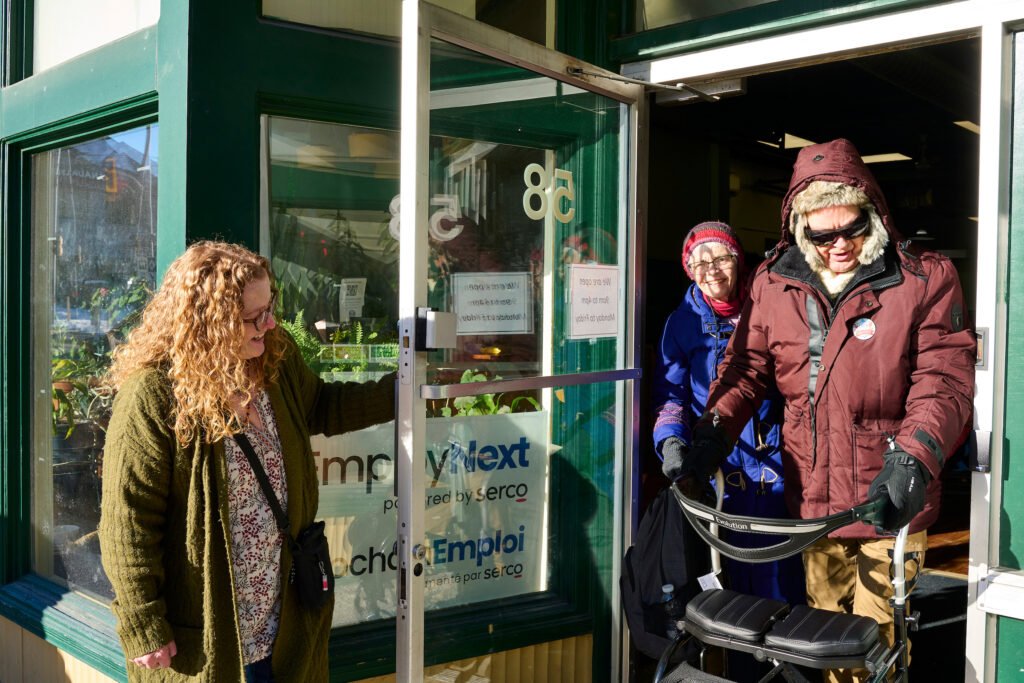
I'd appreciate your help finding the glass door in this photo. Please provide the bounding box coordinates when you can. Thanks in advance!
[397,2,643,680]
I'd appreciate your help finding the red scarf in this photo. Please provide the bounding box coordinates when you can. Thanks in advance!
[705,293,743,318]
[703,271,749,319]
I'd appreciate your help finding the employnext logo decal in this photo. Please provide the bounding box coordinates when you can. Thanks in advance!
[429,436,531,489]
[334,525,528,577]
[311,436,532,496]
[312,414,549,623]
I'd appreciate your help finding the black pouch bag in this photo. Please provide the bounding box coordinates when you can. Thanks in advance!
[288,520,334,609]
[234,434,334,610]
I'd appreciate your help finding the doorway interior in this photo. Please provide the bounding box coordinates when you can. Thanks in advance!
[641,36,979,679]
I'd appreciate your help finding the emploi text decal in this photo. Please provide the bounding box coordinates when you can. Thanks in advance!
[311,411,550,627]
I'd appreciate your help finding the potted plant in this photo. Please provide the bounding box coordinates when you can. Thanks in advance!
[90,279,150,344]
[428,369,540,418]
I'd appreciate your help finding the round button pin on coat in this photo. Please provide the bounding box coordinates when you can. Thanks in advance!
[852,317,876,340]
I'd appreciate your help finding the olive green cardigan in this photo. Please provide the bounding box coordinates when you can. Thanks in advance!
[99,338,395,682]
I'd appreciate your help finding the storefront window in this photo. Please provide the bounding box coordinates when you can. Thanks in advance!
[262,0,553,49]
[30,123,158,601]
[266,116,401,381]
[639,0,777,30]
[315,378,620,625]
[33,0,159,74]
[265,31,625,631]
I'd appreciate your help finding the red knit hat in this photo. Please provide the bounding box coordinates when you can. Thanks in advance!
[681,221,745,279]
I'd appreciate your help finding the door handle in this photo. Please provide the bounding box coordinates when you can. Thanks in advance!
[969,428,991,473]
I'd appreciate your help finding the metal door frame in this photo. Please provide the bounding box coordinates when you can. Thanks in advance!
[397,3,646,680]
[624,2,1024,679]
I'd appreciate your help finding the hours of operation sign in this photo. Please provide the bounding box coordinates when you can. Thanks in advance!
[451,272,533,335]
[568,263,620,339]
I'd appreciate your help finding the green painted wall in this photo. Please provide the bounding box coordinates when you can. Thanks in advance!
[997,616,1024,681]
[1000,31,1024,572]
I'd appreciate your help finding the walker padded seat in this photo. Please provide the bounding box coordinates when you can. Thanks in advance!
[764,604,879,658]
[685,589,789,643]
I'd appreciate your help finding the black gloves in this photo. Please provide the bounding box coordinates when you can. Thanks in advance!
[867,446,932,534]
[667,415,733,499]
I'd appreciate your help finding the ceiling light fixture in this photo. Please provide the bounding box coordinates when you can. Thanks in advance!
[862,153,912,164]
[784,134,816,149]
[954,120,981,134]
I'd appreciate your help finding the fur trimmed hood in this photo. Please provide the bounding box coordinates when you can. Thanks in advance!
[776,138,902,285]
[780,138,903,248]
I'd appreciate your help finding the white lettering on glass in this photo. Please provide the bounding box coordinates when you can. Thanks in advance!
[522,163,575,223]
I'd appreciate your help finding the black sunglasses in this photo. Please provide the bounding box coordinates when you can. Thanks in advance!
[803,214,871,247]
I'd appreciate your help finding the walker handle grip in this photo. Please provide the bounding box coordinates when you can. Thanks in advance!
[671,486,888,563]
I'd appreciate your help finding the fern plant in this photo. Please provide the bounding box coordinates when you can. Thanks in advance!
[278,310,323,369]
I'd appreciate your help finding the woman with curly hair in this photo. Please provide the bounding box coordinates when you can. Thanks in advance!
[98,241,394,682]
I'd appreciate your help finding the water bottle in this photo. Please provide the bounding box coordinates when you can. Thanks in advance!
[661,583,684,640]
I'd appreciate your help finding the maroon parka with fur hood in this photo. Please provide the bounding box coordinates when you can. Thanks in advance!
[703,139,975,538]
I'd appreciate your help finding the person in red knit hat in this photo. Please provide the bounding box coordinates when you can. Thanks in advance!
[680,221,747,321]
[654,220,803,680]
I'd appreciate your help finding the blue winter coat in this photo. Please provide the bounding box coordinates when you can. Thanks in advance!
[653,283,804,604]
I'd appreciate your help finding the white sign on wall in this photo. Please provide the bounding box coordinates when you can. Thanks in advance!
[451,272,533,335]
[568,263,619,339]
[311,411,550,627]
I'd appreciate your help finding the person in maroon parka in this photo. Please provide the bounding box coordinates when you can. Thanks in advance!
[673,138,975,682]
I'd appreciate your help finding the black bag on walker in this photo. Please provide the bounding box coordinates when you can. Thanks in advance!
[620,486,710,659]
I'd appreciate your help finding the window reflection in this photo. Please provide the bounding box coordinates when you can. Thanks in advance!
[262,0,552,48]
[33,0,159,73]
[267,117,401,382]
[639,0,777,30]
[31,124,158,601]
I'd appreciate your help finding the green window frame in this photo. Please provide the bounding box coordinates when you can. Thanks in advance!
[0,101,160,683]
[1,3,172,680]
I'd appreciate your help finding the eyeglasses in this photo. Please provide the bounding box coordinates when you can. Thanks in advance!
[804,214,871,247]
[242,291,278,329]
[688,254,736,275]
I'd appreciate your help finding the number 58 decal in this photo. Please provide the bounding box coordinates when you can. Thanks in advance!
[388,193,464,242]
[522,164,575,223]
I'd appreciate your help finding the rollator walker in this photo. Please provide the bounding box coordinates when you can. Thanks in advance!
[653,472,920,683]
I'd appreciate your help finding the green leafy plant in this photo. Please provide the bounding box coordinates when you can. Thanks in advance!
[278,310,324,369]
[51,358,112,438]
[435,369,541,418]
[90,279,151,327]
[52,358,90,437]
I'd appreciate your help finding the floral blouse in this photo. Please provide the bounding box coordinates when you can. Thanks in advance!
[224,389,286,665]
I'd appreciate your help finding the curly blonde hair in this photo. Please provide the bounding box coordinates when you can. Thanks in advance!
[105,241,287,445]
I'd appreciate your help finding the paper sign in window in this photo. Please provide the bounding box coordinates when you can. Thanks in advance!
[568,264,619,339]
[452,272,533,335]
[338,277,367,322]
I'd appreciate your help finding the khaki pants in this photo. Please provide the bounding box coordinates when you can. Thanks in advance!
[802,531,927,683]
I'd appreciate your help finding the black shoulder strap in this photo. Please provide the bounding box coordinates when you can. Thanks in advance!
[233,433,292,540]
